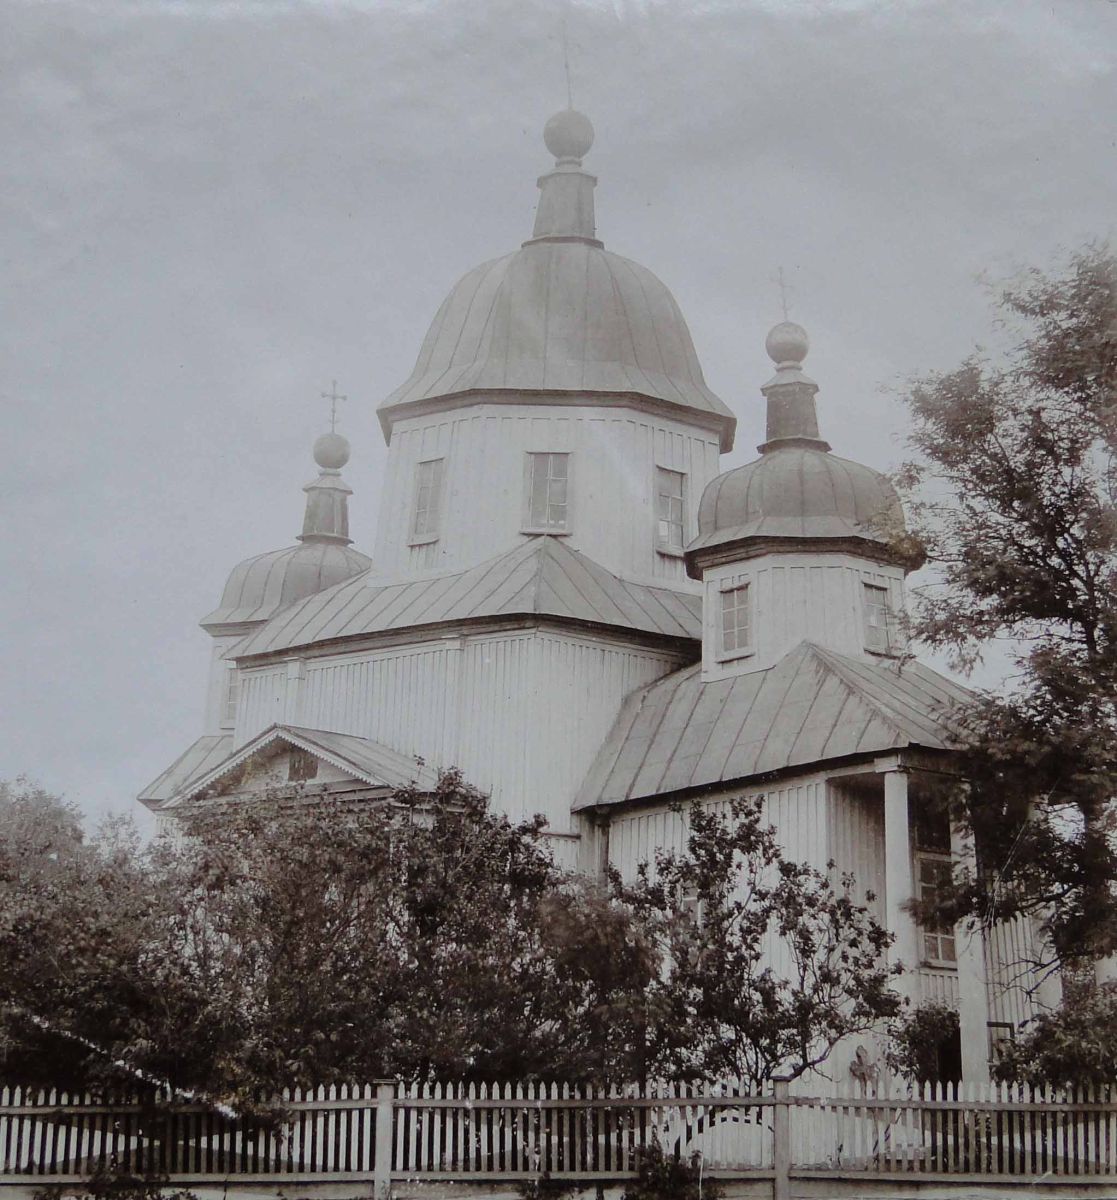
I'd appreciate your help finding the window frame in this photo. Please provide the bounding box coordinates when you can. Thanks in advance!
[914,850,958,968]
[862,581,897,656]
[654,465,687,557]
[409,457,446,546]
[522,451,572,535]
[220,664,239,729]
[718,581,754,662]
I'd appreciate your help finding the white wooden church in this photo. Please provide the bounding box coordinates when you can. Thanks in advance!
[139,109,1048,1087]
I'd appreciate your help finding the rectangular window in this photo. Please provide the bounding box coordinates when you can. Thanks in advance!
[988,1021,1015,1066]
[221,666,239,728]
[656,467,686,553]
[410,458,445,543]
[288,748,319,783]
[863,582,894,654]
[916,853,958,966]
[720,583,752,657]
[525,452,570,532]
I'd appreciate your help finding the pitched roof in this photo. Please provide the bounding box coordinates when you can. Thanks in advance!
[159,724,440,809]
[138,734,233,807]
[575,642,973,810]
[232,537,702,659]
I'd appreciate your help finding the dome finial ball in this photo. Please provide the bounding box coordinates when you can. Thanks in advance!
[314,431,350,470]
[765,321,809,366]
[544,109,594,162]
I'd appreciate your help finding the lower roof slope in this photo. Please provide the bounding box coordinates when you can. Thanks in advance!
[233,536,702,659]
[575,641,972,810]
[138,734,234,808]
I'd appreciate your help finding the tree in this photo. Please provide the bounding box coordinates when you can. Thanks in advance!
[2,776,898,1101]
[0,778,158,1088]
[614,796,901,1089]
[992,977,1117,1087]
[895,244,1117,970]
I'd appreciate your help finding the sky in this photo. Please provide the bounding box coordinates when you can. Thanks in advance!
[2,0,1116,828]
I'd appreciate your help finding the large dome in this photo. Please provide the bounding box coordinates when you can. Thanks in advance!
[691,444,904,551]
[202,542,371,629]
[377,111,735,451]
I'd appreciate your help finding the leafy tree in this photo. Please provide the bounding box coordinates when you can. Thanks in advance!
[2,776,897,1102]
[895,244,1117,969]
[0,778,158,1088]
[2,772,655,1100]
[615,796,901,1089]
[993,978,1117,1087]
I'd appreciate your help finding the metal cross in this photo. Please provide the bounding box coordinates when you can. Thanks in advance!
[321,380,347,433]
[772,267,793,321]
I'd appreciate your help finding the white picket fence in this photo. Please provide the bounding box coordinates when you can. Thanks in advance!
[2,1078,1115,1191]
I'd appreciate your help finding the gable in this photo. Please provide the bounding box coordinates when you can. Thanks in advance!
[157,725,439,810]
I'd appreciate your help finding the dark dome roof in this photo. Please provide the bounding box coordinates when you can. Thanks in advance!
[201,542,371,629]
[690,444,905,552]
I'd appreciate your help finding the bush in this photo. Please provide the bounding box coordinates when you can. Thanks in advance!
[994,981,1117,1087]
[621,1138,721,1200]
[886,1001,961,1084]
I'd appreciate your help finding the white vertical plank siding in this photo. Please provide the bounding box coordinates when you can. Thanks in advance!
[985,916,1039,1029]
[827,782,886,923]
[373,403,719,587]
[701,552,908,680]
[237,666,288,744]
[608,778,830,883]
[236,629,681,832]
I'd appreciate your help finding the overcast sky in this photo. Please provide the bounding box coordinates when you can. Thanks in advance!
[3,0,1116,827]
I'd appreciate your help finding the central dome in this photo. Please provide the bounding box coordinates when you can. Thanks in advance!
[378,110,735,450]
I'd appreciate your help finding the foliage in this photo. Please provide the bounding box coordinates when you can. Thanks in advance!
[619,1139,721,1200]
[886,1001,961,1084]
[614,796,901,1088]
[2,776,897,1102]
[0,777,160,1088]
[895,244,1117,967]
[993,980,1117,1087]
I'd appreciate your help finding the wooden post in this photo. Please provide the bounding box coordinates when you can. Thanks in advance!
[951,822,991,1083]
[373,1080,395,1198]
[772,1075,791,1200]
[881,764,919,1001]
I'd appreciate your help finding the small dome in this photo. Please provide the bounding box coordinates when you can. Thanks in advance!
[201,542,371,629]
[692,444,905,551]
[543,109,594,161]
[313,431,350,469]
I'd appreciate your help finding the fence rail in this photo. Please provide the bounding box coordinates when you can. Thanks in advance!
[2,1078,1115,1192]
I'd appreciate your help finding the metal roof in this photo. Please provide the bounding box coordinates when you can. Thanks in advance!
[201,541,372,629]
[690,447,904,552]
[159,724,440,809]
[377,242,735,450]
[575,641,972,810]
[137,733,233,807]
[232,537,702,659]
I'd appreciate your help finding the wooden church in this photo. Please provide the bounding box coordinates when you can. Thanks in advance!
[139,109,1050,1087]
